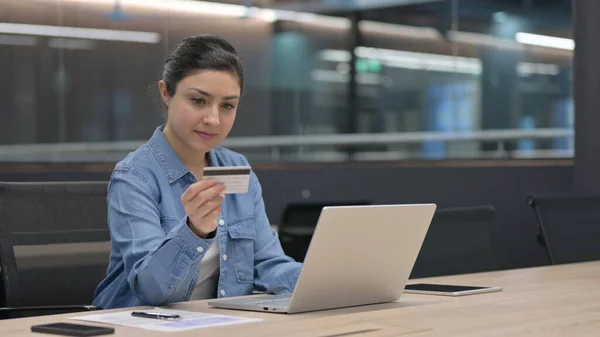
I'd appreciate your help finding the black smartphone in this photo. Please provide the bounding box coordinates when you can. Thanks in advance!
[404,283,503,296]
[31,323,114,336]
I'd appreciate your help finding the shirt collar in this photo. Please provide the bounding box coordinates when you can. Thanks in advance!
[147,125,210,184]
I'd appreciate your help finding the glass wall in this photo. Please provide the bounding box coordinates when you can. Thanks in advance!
[0,0,573,162]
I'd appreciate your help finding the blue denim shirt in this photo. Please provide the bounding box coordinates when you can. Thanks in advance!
[93,127,302,309]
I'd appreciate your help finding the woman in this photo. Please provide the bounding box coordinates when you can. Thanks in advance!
[93,35,302,309]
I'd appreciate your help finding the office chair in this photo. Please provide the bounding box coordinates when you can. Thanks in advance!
[410,205,503,278]
[0,182,110,319]
[528,194,600,265]
[278,200,371,262]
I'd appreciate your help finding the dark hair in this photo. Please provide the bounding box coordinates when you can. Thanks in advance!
[162,34,244,100]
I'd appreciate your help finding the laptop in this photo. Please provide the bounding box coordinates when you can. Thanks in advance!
[208,204,436,314]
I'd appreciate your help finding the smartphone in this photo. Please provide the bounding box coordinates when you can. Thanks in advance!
[404,283,503,296]
[31,323,114,336]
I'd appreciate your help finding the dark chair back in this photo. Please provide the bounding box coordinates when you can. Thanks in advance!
[410,205,503,278]
[279,200,371,262]
[0,182,110,310]
[528,194,600,264]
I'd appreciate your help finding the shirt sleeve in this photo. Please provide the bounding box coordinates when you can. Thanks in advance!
[107,166,215,305]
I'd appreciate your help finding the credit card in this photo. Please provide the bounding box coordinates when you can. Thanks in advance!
[202,166,251,194]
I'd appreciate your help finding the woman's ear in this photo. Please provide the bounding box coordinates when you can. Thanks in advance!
[158,80,170,107]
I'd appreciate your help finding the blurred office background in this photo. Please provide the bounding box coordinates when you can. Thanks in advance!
[0,0,573,162]
[1,0,590,280]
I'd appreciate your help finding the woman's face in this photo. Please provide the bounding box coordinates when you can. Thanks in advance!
[159,70,241,155]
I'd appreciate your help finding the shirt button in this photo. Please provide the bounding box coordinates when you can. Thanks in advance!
[220,290,226,296]
[196,246,204,253]
[223,254,228,261]
[218,219,225,226]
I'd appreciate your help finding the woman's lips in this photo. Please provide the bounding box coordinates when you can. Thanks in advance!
[195,131,216,140]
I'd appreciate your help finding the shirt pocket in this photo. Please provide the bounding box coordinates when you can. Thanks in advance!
[227,216,255,284]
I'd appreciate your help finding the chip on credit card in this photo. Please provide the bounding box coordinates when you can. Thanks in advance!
[202,166,251,194]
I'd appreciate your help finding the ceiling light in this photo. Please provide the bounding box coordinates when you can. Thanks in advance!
[515,32,574,50]
[0,22,160,43]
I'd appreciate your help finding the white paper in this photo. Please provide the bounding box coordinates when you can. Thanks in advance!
[69,308,261,332]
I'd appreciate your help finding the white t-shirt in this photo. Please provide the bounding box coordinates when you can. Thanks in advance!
[189,236,220,300]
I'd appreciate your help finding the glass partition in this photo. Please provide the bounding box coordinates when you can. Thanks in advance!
[0,0,573,162]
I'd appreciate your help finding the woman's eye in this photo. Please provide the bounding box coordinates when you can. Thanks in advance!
[191,98,206,105]
[223,103,235,110]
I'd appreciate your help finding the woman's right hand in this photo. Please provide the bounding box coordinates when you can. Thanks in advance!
[181,179,226,238]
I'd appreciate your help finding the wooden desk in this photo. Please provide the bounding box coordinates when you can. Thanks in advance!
[2,261,599,337]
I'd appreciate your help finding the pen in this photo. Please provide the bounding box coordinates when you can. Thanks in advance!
[131,311,181,321]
